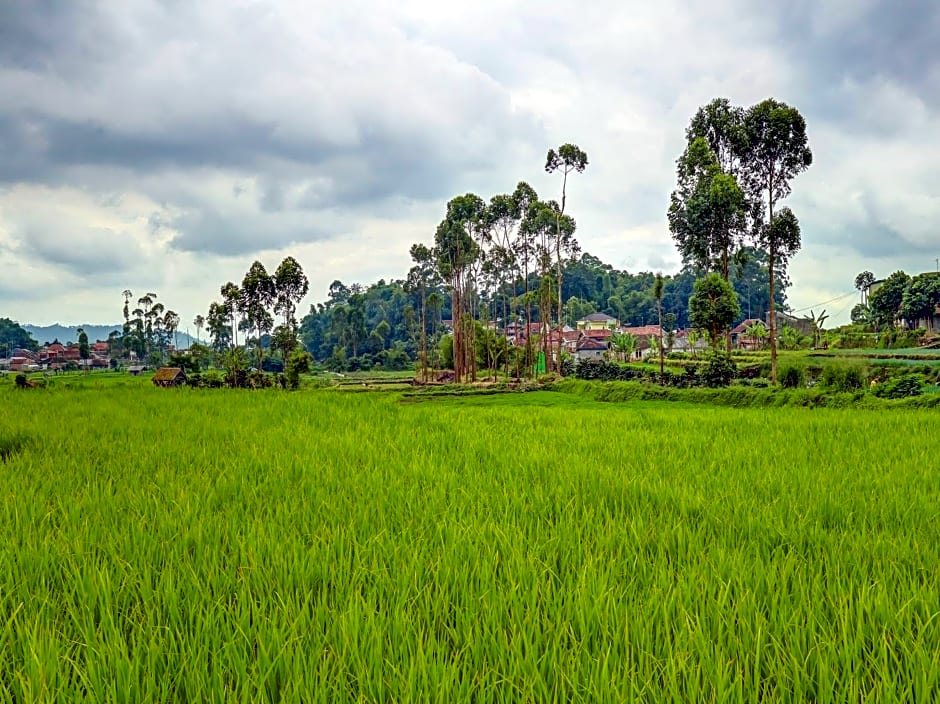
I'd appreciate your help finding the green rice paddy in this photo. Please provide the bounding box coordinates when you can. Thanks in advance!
[2,384,939,701]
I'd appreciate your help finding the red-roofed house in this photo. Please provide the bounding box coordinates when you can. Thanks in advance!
[581,328,613,340]
[575,336,608,362]
[621,325,663,358]
[730,318,767,350]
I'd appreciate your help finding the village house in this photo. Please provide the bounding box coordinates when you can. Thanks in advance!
[575,336,608,362]
[730,318,767,350]
[580,327,614,342]
[621,325,662,358]
[673,330,709,354]
[767,311,813,336]
[917,305,940,332]
[576,312,620,331]
[8,356,40,372]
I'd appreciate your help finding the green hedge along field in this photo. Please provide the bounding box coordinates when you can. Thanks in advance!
[1,386,940,702]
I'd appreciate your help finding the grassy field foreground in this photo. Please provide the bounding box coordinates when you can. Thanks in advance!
[1,386,940,701]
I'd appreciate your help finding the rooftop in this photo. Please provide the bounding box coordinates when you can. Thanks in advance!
[578,312,618,323]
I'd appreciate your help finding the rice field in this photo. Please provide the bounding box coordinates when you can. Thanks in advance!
[2,384,940,702]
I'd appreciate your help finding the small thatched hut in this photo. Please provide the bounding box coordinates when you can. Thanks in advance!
[152,367,187,387]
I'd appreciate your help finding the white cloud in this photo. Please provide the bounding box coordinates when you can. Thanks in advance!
[0,0,939,327]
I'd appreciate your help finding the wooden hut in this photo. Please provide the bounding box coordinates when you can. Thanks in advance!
[151,367,187,387]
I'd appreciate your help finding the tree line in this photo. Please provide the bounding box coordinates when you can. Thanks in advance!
[294,246,787,373]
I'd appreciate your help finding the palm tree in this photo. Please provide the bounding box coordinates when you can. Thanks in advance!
[610,332,637,363]
[744,320,769,350]
[193,315,205,345]
[686,329,701,360]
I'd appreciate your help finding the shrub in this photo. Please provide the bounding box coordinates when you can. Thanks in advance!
[874,373,924,399]
[779,364,805,389]
[880,328,927,349]
[285,349,312,390]
[819,364,865,392]
[203,370,225,388]
[841,366,867,392]
[574,361,642,383]
[247,370,273,389]
[700,354,736,388]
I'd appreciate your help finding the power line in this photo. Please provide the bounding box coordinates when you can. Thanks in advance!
[788,290,857,315]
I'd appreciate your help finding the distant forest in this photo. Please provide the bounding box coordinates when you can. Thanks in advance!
[298,247,786,368]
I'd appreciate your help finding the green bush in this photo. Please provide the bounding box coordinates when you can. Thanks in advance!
[880,328,927,349]
[841,366,867,392]
[285,349,312,390]
[202,370,225,388]
[819,364,866,393]
[779,364,805,389]
[700,354,736,388]
[874,373,924,399]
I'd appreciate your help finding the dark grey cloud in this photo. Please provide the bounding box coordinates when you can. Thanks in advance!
[16,225,141,277]
[798,188,938,260]
[165,207,333,256]
[0,1,116,75]
[0,0,542,258]
[765,0,940,130]
[776,1,940,90]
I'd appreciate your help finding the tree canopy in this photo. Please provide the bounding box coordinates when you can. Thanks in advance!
[0,318,39,353]
[689,274,741,350]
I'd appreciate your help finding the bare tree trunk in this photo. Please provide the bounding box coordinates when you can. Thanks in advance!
[524,264,532,378]
[556,170,568,376]
[421,282,427,382]
[723,247,732,355]
[452,282,461,382]
[768,187,778,385]
[556,242,563,375]
[658,299,664,382]
[503,274,510,380]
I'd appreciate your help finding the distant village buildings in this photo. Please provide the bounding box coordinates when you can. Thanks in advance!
[0,339,115,372]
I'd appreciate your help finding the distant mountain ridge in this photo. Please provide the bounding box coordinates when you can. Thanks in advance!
[25,324,196,348]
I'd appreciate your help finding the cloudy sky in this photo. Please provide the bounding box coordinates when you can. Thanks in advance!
[1,0,938,328]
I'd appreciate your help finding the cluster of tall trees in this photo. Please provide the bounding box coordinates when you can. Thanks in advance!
[668,97,812,382]
[399,144,589,382]
[294,249,788,371]
[119,291,180,364]
[204,256,309,369]
[855,270,940,331]
[297,144,593,379]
